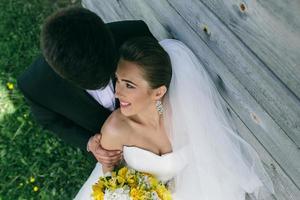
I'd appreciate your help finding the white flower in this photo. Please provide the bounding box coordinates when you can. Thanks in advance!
[151,191,160,200]
[104,188,131,200]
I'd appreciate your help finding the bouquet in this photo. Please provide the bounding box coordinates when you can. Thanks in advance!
[92,167,172,200]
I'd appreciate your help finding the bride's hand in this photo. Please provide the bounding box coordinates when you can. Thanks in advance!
[87,134,123,167]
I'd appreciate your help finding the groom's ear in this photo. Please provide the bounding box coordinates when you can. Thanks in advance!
[153,85,167,100]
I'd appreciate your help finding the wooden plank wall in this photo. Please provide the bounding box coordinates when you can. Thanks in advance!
[82,0,300,199]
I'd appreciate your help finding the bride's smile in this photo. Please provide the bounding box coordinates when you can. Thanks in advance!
[119,101,131,107]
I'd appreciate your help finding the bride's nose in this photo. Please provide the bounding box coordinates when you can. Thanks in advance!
[115,84,123,99]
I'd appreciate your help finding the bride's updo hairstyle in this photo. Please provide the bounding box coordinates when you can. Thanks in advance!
[119,37,172,89]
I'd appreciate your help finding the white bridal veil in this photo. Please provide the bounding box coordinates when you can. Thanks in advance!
[160,39,275,200]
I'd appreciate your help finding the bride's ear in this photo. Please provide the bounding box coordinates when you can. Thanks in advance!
[153,85,167,100]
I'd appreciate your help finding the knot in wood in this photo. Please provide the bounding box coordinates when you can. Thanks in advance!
[202,25,211,36]
[270,163,276,171]
[239,2,247,12]
[250,112,260,124]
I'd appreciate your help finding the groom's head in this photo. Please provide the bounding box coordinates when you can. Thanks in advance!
[41,7,116,90]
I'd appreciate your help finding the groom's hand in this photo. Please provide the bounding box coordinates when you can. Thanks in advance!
[87,134,122,167]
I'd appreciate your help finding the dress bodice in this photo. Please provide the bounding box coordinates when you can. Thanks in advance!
[123,146,184,182]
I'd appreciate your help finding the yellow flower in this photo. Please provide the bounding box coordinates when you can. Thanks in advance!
[6,82,14,90]
[93,180,104,191]
[116,175,125,185]
[126,170,136,186]
[92,187,104,200]
[156,184,172,200]
[130,187,138,198]
[130,188,146,200]
[30,177,35,183]
[108,177,117,189]
[92,182,105,200]
[33,186,39,192]
[148,176,158,187]
[118,167,128,178]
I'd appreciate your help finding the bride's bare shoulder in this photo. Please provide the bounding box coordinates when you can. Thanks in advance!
[100,109,131,150]
[102,109,130,131]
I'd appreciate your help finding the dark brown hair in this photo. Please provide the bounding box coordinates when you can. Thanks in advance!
[41,7,116,89]
[119,37,172,89]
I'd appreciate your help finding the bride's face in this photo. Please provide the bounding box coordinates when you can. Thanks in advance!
[115,59,157,116]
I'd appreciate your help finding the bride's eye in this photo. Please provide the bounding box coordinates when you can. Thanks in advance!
[126,83,135,89]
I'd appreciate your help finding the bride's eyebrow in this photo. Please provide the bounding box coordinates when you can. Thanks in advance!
[115,73,137,86]
[123,80,137,86]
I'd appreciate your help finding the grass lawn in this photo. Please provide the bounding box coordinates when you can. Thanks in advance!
[0,0,95,199]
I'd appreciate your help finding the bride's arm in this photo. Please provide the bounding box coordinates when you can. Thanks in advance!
[100,112,127,173]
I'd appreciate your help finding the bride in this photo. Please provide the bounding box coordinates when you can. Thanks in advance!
[74,37,275,199]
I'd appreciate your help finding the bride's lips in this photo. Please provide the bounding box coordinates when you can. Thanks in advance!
[119,100,131,108]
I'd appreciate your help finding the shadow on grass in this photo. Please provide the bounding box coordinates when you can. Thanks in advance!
[0,0,96,199]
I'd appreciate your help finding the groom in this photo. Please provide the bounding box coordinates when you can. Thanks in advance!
[17,7,156,166]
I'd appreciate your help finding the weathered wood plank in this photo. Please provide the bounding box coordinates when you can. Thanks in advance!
[164,0,300,147]
[167,0,300,150]
[231,109,300,200]
[257,0,300,32]
[198,0,300,101]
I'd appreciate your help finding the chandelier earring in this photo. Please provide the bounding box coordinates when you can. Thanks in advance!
[156,100,164,115]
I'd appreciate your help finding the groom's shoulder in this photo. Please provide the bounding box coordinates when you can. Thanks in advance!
[106,20,149,32]
[17,55,61,97]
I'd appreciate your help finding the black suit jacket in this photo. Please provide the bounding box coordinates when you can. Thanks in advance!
[17,20,155,150]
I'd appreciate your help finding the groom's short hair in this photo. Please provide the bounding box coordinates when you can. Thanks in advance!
[41,7,116,90]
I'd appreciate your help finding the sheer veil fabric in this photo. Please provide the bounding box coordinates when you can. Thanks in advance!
[160,39,275,199]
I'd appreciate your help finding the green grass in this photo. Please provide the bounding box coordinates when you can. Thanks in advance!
[0,0,95,199]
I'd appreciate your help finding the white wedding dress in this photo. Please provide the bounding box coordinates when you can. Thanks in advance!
[74,146,185,200]
[74,39,275,200]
